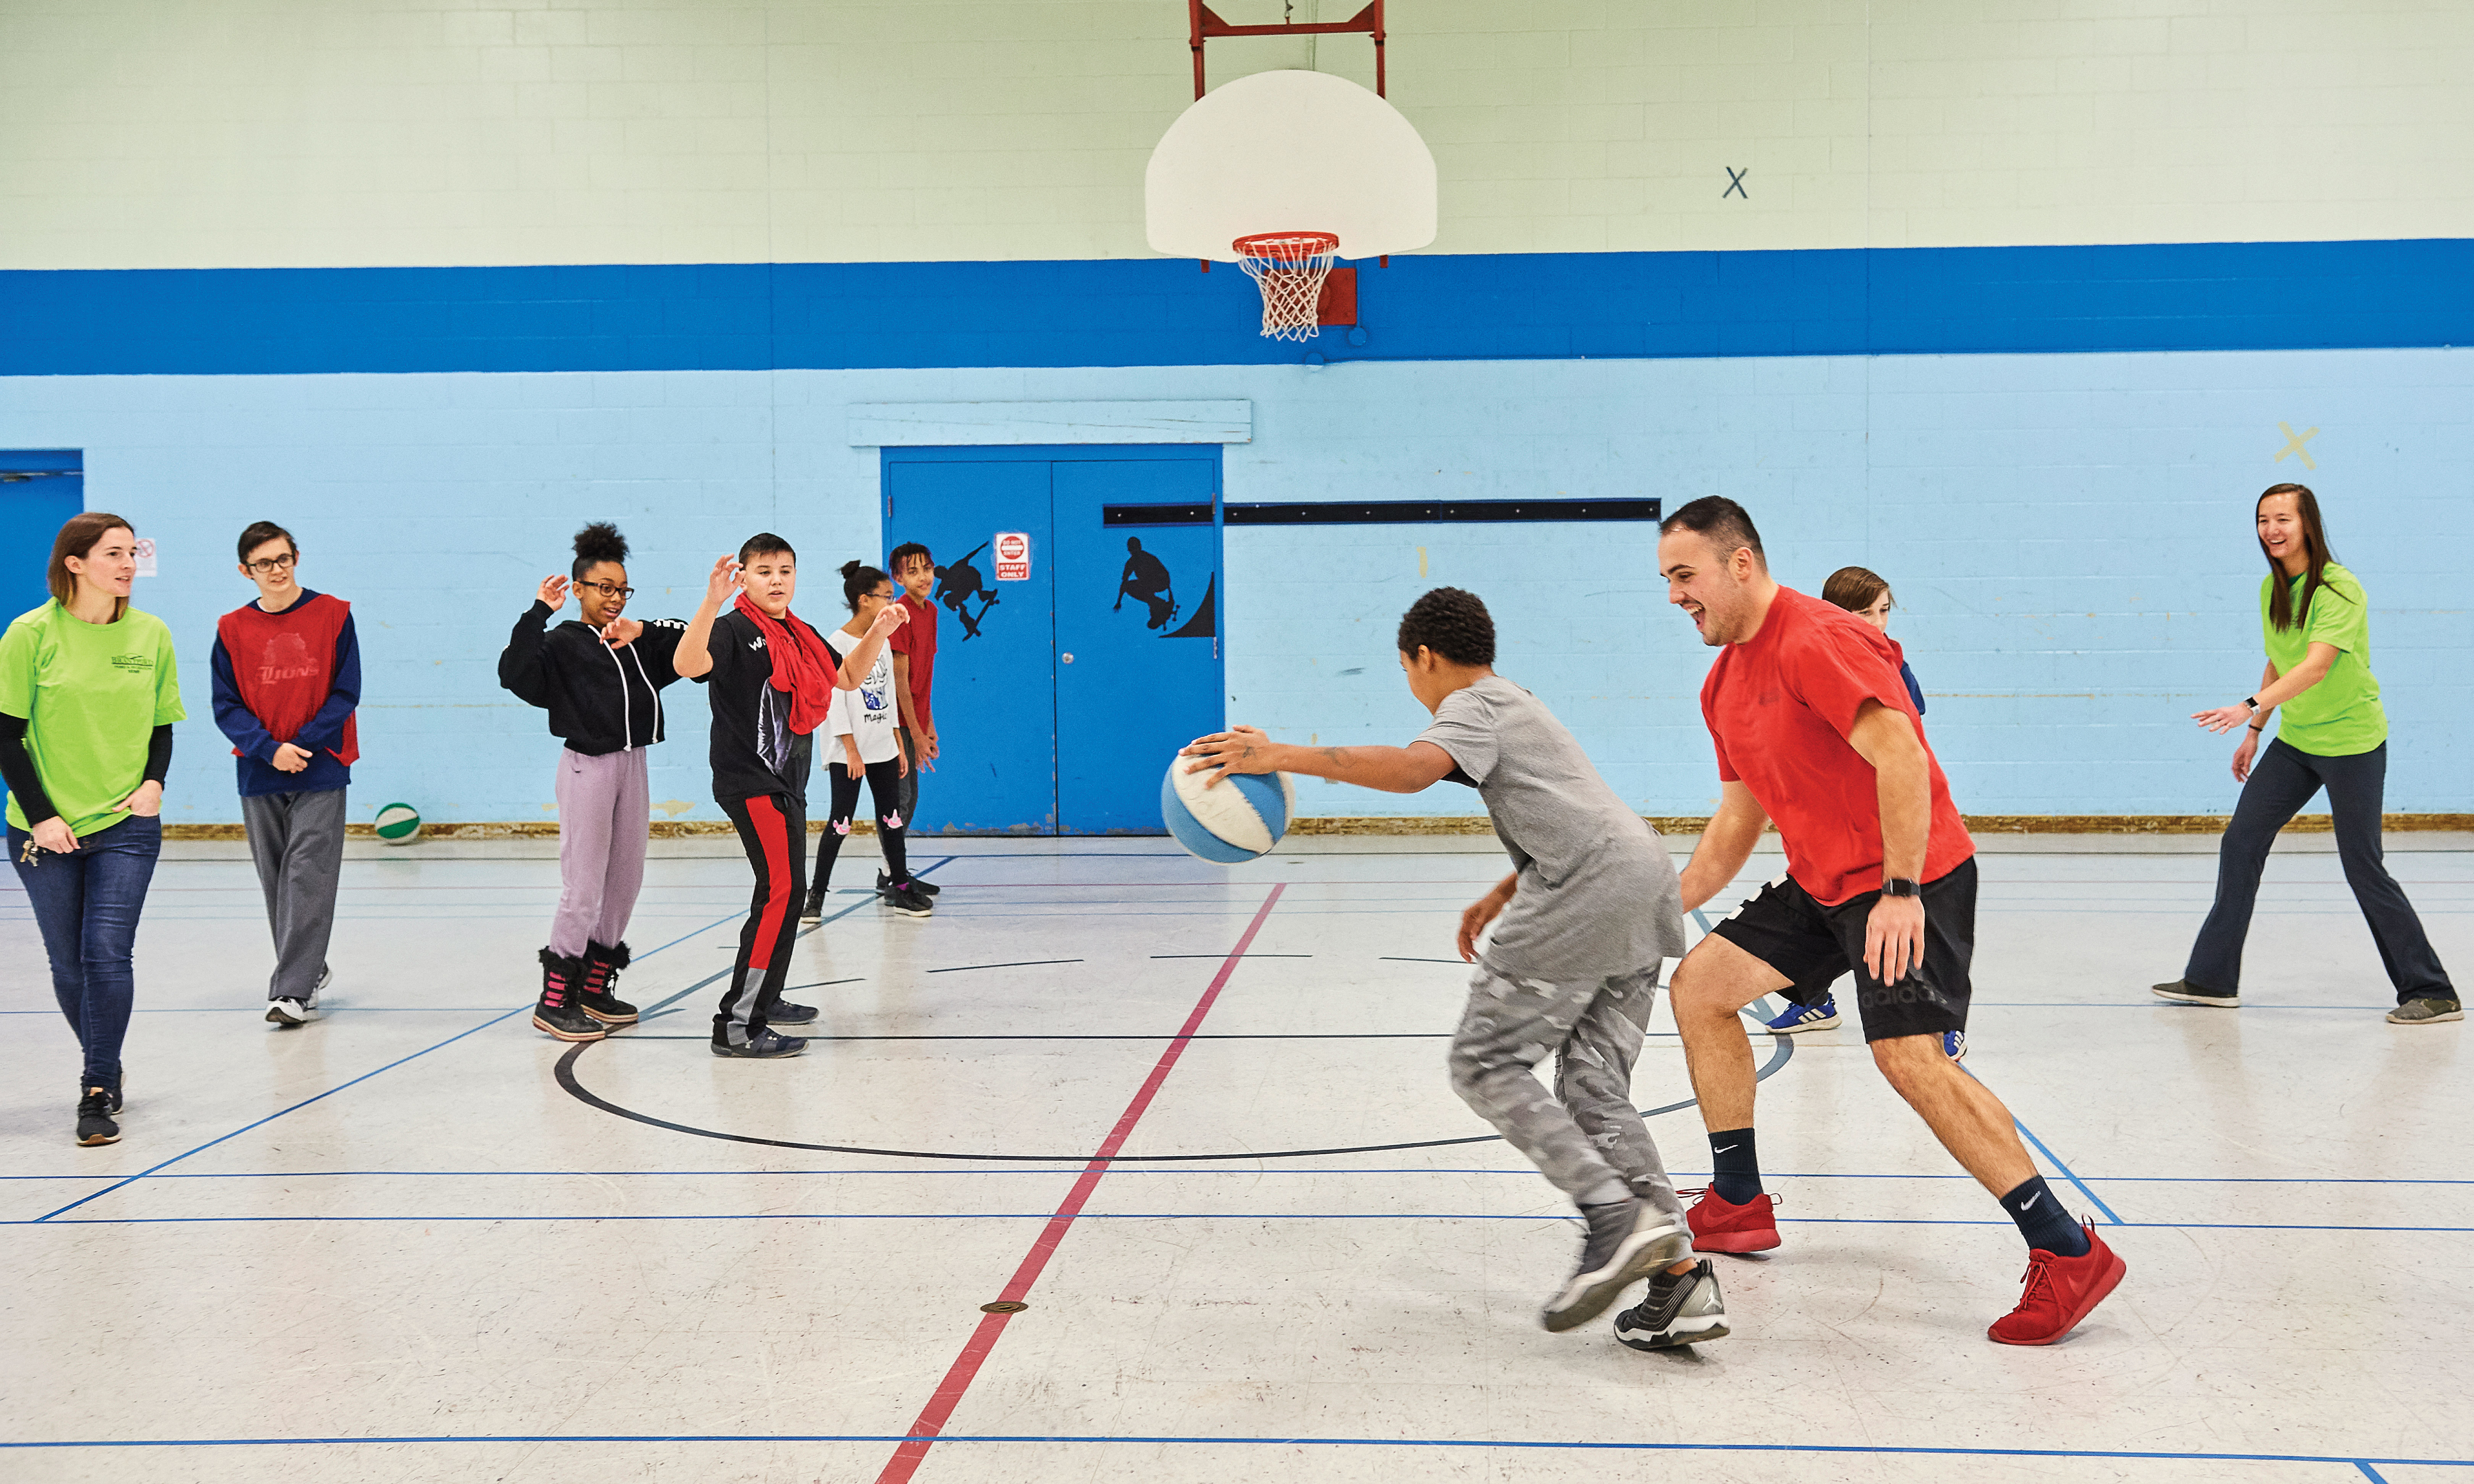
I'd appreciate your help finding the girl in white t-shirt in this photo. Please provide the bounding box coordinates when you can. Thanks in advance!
[814,561,929,917]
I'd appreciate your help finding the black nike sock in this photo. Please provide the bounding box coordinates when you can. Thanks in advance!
[1707,1128,1762,1205]
[1999,1175,2091,1256]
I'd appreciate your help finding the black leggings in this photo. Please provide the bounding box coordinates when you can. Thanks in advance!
[813,755,911,892]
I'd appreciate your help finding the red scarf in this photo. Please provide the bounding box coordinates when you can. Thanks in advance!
[733,593,839,736]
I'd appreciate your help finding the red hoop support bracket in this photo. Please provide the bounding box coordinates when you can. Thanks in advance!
[1189,0,1386,100]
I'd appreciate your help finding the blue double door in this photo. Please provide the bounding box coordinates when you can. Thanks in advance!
[882,447,1224,835]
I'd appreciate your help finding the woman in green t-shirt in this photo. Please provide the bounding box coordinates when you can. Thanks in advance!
[2153,483,2458,1024]
[0,513,186,1145]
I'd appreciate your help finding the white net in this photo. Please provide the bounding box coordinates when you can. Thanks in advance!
[1234,232,1340,341]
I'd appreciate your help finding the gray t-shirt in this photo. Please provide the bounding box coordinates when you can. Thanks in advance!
[1416,676,1688,980]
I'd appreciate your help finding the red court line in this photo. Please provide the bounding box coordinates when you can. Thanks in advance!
[873,882,1287,1484]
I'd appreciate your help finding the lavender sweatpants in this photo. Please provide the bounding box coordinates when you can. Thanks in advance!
[550,746,649,958]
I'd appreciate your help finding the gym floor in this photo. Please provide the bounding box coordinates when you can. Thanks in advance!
[4,836,2470,1482]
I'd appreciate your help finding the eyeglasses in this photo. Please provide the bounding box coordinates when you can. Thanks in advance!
[580,581,635,600]
[245,553,297,574]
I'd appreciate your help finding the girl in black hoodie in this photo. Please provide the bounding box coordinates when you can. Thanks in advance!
[499,522,687,1041]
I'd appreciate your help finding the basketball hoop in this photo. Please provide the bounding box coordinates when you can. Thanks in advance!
[1234,231,1340,341]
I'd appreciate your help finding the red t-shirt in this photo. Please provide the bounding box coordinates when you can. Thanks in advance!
[890,592,937,729]
[1699,586,1973,907]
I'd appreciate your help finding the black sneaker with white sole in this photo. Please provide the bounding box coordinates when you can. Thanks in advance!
[1615,1258,1731,1350]
[799,890,826,924]
[711,1028,809,1058]
[878,869,939,897]
[768,1001,818,1025]
[76,1089,120,1147]
[1540,1198,1689,1332]
[2151,979,2239,1008]
[880,882,933,917]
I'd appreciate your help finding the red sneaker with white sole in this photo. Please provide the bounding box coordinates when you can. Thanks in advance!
[1988,1221,2126,1345]
[1684,1187,1781,1254]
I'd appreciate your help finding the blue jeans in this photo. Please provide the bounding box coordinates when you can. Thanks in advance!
[9,813,161,1090]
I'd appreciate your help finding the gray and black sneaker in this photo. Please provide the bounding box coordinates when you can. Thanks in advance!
[878,869,939,897]
[880,882,934,918]
[1614,1258,1731,1350]
[76,1089,120,1147]
[2387,997,2464,1025]
[768,1001,819,1025]
[711,1028,809,1059]
[799,890,827,924]
[2152,979,2239,1008]
[1540,1198,1689,1332]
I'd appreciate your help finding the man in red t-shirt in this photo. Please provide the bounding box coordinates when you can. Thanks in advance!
[1657,497,2125,1347]
[887,542,940,863]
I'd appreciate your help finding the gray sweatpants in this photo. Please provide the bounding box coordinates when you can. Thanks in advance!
[1448,961,1684,1215]
[551,746,649,958]
[241,787,347,1003]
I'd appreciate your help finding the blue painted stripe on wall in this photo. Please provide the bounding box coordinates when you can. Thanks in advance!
[4,240,2471,376]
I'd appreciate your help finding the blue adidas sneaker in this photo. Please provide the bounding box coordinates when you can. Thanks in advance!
[1763,997,1839,1033]
[1944,1029,1968,1060]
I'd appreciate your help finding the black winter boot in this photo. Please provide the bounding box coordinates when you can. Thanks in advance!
[578,940,639,1025]
[532,949,606,1042]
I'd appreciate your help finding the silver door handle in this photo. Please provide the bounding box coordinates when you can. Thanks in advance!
[1061,653,1074,663]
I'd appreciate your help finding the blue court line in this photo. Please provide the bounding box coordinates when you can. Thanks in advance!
[1,1432,2467,1469]
[2007,1111,2127,1226]
[2359,1464,2393,1483]
[27,906,746,1224]
[18,1214,2470,1232]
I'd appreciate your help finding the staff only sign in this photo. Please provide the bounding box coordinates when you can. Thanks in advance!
[993,531,1031,581]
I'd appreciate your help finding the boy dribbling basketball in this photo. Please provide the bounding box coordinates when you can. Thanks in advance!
[1182,587,1726,1346]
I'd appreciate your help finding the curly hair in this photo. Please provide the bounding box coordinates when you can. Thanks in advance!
[570,521,628,581]
[1396,587,1495,667]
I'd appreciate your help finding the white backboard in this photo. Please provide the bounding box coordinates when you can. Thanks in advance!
[1146,69,1437,263]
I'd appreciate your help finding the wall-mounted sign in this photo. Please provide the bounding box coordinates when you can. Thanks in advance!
[134,537,157,577]
[994,531,1031,581]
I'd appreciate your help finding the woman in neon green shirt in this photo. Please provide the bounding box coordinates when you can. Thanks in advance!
[1,513,184,1145]
[2153,483,2458,1024]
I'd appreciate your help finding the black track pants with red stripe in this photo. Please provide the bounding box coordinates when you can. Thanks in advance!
[716,791,808,1046]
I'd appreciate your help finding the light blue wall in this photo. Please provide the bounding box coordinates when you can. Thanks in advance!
[3,347,2466,826]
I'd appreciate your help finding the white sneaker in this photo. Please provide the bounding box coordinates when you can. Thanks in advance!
[266,997,320,1027]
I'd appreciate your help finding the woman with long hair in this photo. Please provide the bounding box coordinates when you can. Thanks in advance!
[499,522,690,1043]
[675,533,906,1058]
[2,513,185,1145]
[808,560,931,919]
[2155,484,2458,1023]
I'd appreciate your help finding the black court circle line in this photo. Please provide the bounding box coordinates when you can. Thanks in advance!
[555,1008,1796,1164]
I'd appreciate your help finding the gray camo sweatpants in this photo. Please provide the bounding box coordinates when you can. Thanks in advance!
[1448,961,1684,1215]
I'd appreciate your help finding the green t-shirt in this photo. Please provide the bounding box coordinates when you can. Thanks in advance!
[0,602,187,835]
[2259,562,2385,757]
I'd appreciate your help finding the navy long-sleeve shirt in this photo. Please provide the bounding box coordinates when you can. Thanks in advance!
[211,589,361,797]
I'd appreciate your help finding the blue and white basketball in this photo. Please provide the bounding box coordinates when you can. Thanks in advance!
[1162,755,1295,863]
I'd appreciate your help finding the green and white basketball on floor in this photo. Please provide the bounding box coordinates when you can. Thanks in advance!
[373,802,423,846]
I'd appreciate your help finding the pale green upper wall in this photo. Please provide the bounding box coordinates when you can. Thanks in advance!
[3,0,2471,270]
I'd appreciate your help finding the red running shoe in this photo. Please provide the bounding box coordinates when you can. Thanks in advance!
[1988,1221,2126,1345]
[1684,1187,1781,1254]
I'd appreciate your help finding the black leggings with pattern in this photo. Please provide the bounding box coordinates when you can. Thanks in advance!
[812,755,911,893]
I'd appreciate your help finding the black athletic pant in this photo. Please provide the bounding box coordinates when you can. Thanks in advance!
[894,723,921,827]
[716,790,806,1045]
[813,755,911,893]
[2184,739,2454,1002]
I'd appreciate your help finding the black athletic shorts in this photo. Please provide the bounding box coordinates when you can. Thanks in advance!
[1710,858,1976,1042]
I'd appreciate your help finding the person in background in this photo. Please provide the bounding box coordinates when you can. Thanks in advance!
[884,541,944,886]
[499,521,689,1044]
[212,520,360,1029]
[810,560,930,918]
[1760,566,1964,1060]
[2154,483,2458,1024]
[675,533,907,1059]
[2,513,184,1146]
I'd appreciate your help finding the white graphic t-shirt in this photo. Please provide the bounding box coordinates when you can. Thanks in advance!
[823,626,901,766]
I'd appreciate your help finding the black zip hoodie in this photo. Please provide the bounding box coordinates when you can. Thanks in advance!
[499,600,687,756]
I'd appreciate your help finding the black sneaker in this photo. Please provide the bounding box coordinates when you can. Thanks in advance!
[76,1089,120,1147]
[799,890,827,924]
[531,948,606,1042]
[1540,1197,1689,1332]
[878,869,939,897]
[1614,1258,1731,1350]
[577,940,639,1026]
[711,1029,809,1058]
[769,1001,819,1025]
[2151,979,2240,1008]
[880,882,934,918]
